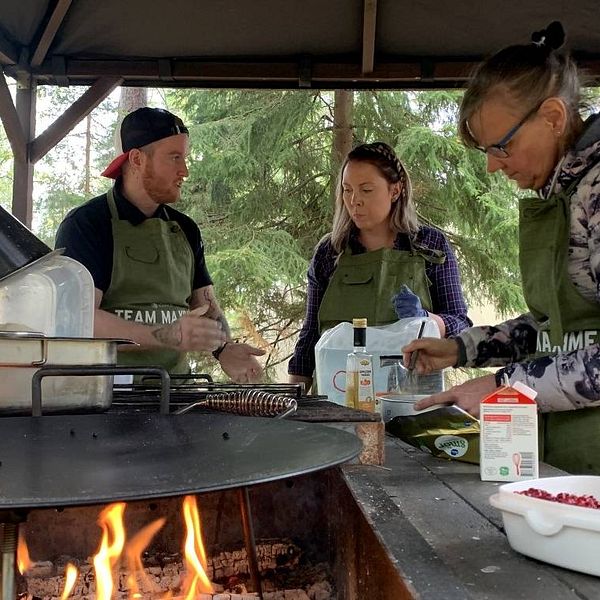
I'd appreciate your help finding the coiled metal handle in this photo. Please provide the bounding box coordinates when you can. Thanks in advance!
[175,389,297,419]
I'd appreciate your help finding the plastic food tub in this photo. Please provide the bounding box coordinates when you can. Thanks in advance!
[489,475,600,576]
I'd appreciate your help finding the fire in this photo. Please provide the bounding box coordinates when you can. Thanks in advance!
[125,517,166,598]
[181,495,214,597]
[93,502,127,600]
[17,527,34,574]
[20,495,214,599]
[60,563,79,600]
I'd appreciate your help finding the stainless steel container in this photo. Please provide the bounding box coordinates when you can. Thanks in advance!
[378,355,445,422]
[0,332,132,414]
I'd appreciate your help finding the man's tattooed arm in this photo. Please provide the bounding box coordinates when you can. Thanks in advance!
[152,322,183,347]
[215,314,232,339]
[194,286,232,340]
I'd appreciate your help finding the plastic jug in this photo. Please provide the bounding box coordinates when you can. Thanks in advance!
[314,317,442,406]
[0,251,95,337]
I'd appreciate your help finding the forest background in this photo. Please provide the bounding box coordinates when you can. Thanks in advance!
[3,85,588,380]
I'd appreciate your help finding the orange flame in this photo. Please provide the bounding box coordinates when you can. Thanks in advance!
[181,495,213,597]
[60,563,78,600]
[93,502,127,600]
[51,497,215,599]
[125,517,166,598]
[17,528,34,574]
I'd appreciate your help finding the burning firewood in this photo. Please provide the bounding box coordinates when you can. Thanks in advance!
[208,539,301,580]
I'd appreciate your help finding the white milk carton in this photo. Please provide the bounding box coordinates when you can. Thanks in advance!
[480,380,538,482]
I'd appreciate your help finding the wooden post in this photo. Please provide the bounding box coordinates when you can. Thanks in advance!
[12,77,36,226]
[329,90,354,207]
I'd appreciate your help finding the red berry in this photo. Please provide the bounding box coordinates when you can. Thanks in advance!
[516,488,600,508]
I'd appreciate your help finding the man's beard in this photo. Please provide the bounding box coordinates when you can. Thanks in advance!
[141,161,179,204]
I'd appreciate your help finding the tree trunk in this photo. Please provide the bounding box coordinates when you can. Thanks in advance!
[329,90,353,207]
[114,87,148,151]
[84,114,91,195]
[119,87,148,115]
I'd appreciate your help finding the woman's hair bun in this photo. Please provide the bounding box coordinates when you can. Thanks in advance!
[531,21,565,50]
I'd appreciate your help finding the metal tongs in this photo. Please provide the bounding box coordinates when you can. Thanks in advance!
[406,319,426,392]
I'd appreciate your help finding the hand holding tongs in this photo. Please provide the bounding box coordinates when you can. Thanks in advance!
[406,319,426,390]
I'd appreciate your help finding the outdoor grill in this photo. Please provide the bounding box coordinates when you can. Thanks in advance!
[0,366,364,599]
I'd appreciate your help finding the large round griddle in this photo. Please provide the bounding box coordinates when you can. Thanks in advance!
[0,413,362,508]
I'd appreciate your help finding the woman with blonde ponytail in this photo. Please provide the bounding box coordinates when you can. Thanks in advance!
[405,22,600,474]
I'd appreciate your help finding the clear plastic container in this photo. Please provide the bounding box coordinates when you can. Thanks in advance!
[315,317,443,406]
[0,251,94,337]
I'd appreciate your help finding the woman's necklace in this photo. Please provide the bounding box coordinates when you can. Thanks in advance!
[541,155,567,199]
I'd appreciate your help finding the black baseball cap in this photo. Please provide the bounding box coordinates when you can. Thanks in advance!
[102,107,189,178]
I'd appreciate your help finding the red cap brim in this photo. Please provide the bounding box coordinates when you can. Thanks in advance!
[101,151,130,179]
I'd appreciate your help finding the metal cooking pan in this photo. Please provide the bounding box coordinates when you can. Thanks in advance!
[0,331,135,414]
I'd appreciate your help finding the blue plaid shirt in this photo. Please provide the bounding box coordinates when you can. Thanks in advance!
[288,226,472,377]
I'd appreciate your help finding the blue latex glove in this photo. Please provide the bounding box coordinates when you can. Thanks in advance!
[392,285,428,319]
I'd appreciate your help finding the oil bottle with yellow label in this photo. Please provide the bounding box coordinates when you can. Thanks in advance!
[345,318,375,412]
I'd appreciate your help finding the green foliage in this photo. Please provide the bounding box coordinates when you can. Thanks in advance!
[0,139,13,212]
[168,90,334,313]
[0,85,534,380]
[351,90,526,315]
[33,86,119,245]
[161,88,528,379]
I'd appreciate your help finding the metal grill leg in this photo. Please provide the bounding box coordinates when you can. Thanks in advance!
[0,523,16,600]
[237,487,263,599]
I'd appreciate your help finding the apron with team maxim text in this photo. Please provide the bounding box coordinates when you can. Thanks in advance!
[318,241,444,334]
[519,172,600,473]
[100,188,195,374]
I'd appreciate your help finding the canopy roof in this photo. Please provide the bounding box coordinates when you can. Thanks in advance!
[2,1,600,225]
[1,0,600,89]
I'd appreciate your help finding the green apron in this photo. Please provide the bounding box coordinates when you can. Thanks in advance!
[100,188,195,374]
[318,240,444,333]
[519,172,600,473]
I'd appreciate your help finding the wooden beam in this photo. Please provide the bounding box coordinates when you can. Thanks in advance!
[0,29,18,65]
[0,72,26,162]
[14,54,600,88]
[12,81,36,226]
[31,0,73,67]
[30,76,122,163]
[362,0,377,74]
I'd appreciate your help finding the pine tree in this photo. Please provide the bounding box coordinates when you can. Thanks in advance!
[166,89,526,378]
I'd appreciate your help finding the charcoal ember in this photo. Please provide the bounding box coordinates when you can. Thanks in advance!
[24,573,61,598]
[54,555,81,570]
[263,591,310,600]
[225,574,249,593]
[307,580,333,600]
[210,539,301,580]
[25,561,54,578]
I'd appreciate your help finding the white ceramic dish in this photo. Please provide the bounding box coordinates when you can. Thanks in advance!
[489,475,600,576]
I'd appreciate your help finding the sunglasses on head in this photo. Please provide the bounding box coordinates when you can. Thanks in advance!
[472,103,542,159]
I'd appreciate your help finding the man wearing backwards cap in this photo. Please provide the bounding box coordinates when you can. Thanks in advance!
[55,107,265,381]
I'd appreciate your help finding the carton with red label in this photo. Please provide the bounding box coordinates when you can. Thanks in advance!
[480,380,538,482]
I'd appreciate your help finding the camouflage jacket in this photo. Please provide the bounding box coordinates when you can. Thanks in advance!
[457,114,600,412]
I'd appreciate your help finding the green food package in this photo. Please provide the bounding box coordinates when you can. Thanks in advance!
[386,405,480,464]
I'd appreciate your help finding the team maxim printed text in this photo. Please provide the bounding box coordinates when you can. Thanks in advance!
[112,308,187,325]
[536,330,598,354]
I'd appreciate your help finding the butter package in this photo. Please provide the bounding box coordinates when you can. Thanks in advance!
[385,405,480,464]
[480,381,538,482]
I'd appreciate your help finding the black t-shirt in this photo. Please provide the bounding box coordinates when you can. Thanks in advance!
[54,182,212,293]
